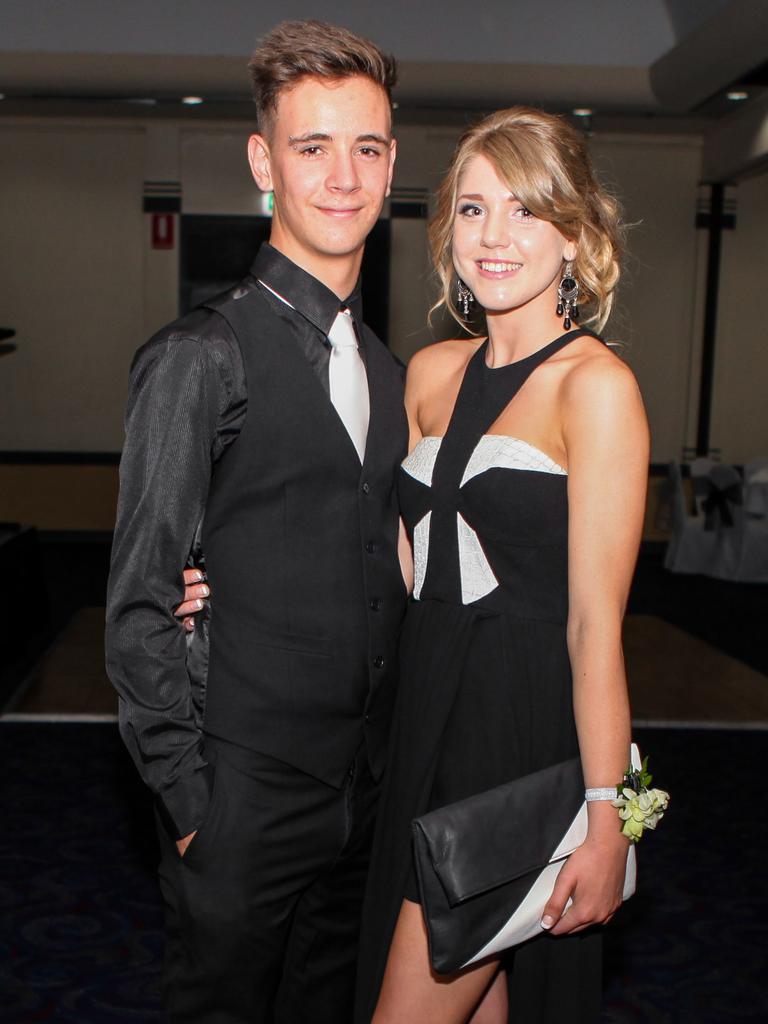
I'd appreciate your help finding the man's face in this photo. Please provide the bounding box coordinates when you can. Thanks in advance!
[249,75,396,283]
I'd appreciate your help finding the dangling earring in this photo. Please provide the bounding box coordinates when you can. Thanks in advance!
[556,262,579,329]
[457,279,474,318]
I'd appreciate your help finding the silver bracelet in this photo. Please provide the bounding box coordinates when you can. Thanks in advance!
[584,787,618,802]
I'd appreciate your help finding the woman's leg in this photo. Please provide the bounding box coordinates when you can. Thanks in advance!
[468,971,508,1024]
[371,900,503,1024]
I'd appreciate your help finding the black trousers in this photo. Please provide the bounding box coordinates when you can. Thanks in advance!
[155,734,379,1024]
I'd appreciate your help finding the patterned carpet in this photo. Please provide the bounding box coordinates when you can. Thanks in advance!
[2,724,161,1022]
[2,723,766,1023]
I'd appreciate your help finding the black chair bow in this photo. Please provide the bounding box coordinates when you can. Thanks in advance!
[694,471,742,530]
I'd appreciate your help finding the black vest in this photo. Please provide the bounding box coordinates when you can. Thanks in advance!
[200,284,408,786]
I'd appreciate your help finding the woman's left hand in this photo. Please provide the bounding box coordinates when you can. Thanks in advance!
[540,831,630,935]
[175,568,210,631]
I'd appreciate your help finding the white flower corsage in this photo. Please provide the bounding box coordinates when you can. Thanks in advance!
[612,757,670,843]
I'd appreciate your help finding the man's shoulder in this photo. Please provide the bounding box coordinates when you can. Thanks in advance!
[132,281,261,373]
[142,305,228,351]
[146,277,262,348]
[131,309,227,383]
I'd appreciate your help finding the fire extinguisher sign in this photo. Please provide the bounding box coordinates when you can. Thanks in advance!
[151,213,175,250]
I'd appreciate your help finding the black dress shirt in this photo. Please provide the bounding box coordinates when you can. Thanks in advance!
[106,245,368,837]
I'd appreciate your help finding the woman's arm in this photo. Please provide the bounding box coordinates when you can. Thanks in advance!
[543,350,649,936]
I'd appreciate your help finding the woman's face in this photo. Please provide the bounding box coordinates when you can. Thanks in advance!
[451,153,576,317]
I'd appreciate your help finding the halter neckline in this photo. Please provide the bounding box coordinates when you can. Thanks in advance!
[478,328,592,373]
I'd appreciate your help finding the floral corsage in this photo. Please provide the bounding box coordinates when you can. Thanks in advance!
[612,757,670,843]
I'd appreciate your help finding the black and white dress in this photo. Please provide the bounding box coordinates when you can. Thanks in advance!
[356,329,603,1024]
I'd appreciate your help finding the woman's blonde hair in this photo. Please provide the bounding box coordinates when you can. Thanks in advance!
[429,106,624,333]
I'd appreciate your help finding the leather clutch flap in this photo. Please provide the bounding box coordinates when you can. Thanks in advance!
[412,757,584,907]
[412,755,637,974]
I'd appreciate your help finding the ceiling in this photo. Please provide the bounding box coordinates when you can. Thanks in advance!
[0,0,766,149]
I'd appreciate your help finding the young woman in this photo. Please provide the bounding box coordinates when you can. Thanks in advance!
[354,107,649,1024]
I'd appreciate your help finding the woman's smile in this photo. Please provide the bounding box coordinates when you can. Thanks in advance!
[475,259,523,278]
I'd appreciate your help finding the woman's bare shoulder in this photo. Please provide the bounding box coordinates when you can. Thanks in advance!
[560,335,647,444]
[561,335,640,399]
[406,337,481,383]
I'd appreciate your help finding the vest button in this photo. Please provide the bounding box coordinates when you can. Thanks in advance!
[362,482,370,494]
[370,598,382,611]
[365,541,376,554]
[373,655,385,669]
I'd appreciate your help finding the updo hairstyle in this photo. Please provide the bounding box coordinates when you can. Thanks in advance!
[429,106,624,333]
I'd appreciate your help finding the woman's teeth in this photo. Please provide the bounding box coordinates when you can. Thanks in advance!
[478,261,521,273]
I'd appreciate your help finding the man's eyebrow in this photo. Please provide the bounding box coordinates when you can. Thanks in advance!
[287,132,391,146]
[356,133,391,145]
[288,132,332,145]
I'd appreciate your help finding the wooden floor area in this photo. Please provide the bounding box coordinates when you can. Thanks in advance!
[624,614,768,725]
[8,607,117,717]
[4,606,768,725]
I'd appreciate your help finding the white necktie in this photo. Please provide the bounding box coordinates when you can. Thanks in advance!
[327,309,369,462]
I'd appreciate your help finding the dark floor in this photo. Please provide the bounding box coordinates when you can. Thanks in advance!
[39,533,114,636]
[35,534,768,675]
[1,535,766,1021]
[3,533,766,716]
[627,544,768,676]
[2,722,766,1022]
[0,531,111,708]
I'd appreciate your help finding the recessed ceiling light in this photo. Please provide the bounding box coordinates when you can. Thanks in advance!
[0,94,5,101]
[726,90,748,101]
[182,96,204,106]
[572,108,593,117]
[392,101,399,109]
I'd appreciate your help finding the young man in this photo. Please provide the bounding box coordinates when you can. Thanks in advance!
[106,21,407,1023]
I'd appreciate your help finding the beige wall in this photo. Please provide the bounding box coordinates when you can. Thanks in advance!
[0,121,145,452]
[591,134,703,464]
[710,172,768,463]
[181,127,256,215]
[0,464,118,532]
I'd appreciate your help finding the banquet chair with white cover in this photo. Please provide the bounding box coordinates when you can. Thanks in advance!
[664,461,721,576]
[706,463,743,579]
[666,457,768,581]
[689,457,717,518]
[736,458,768,582]
[743,457,768,519]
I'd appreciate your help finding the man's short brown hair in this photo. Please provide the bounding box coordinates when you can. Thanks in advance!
[248,20,397,134]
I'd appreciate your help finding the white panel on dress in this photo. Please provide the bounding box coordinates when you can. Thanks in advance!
[401,436,442,487]
[460,435,566,487]
[457,513,498,604]
[412,511,432,601]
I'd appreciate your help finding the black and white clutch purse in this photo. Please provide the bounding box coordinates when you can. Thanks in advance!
[411,748,639,974]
